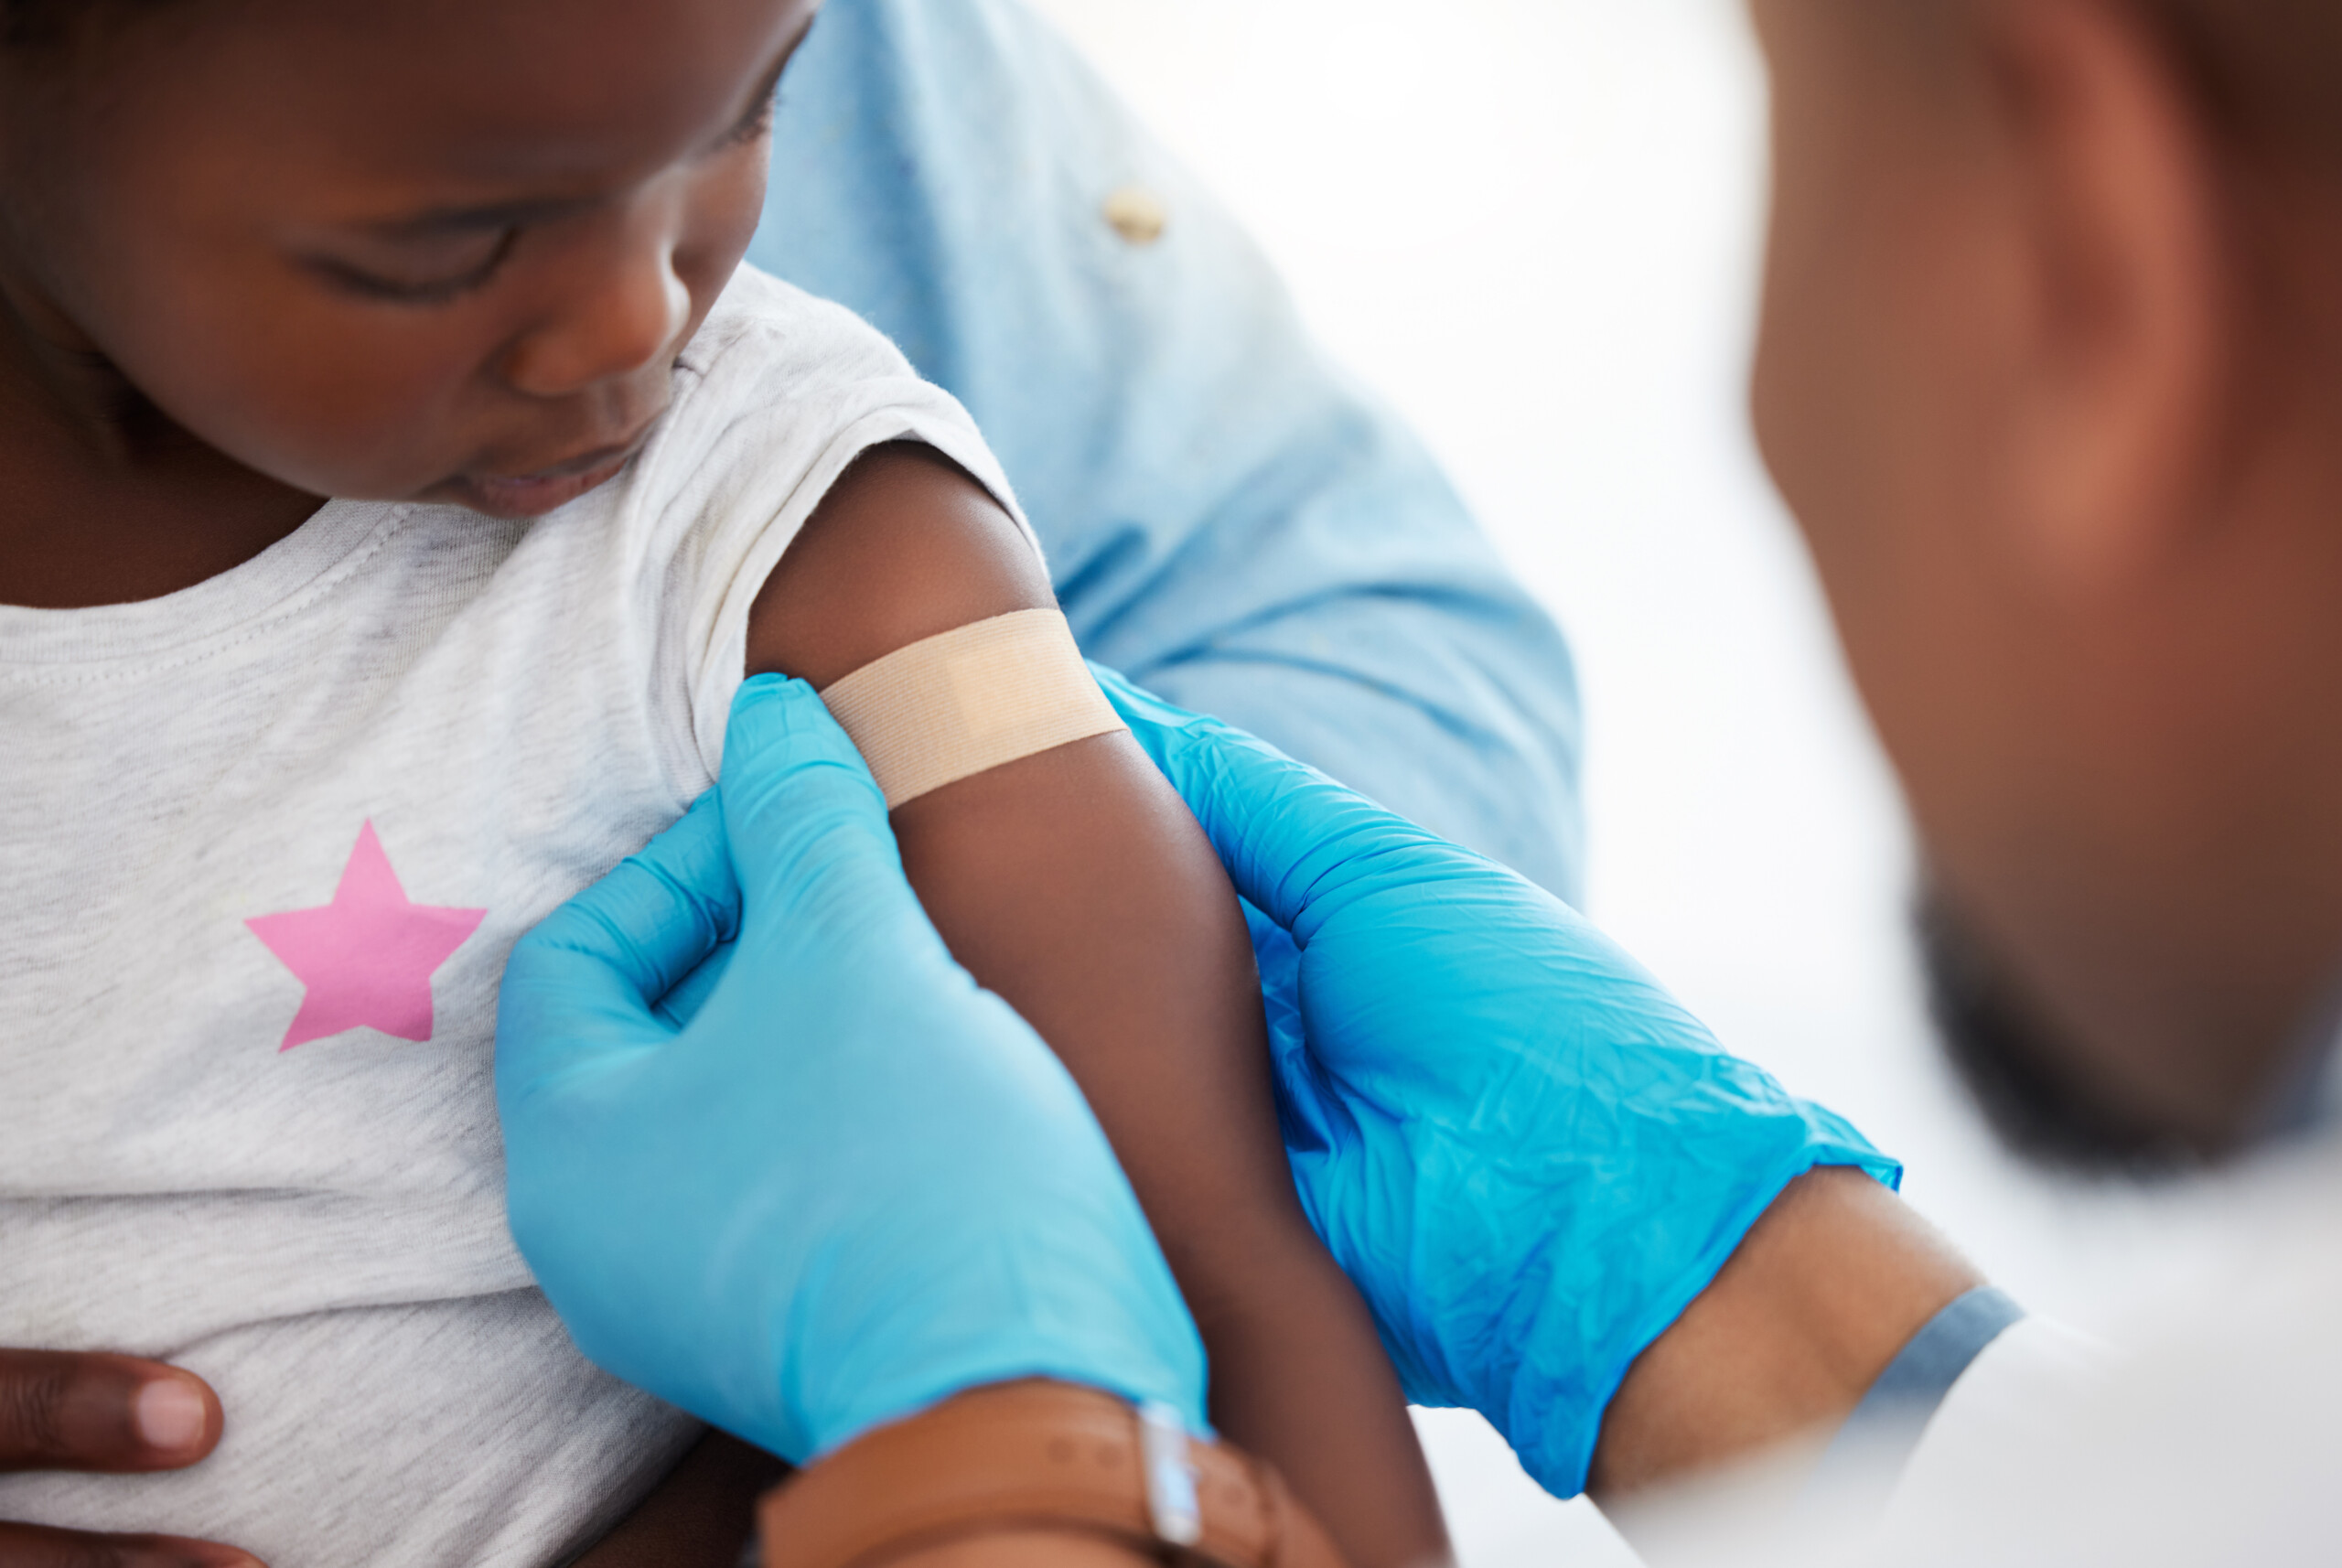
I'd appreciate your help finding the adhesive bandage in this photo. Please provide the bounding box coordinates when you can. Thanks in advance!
[817,608,1128,810]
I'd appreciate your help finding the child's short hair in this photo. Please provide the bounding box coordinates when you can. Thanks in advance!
[2,0,167,48]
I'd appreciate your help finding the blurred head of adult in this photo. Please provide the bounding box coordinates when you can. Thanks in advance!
[1747,0,2342,1167]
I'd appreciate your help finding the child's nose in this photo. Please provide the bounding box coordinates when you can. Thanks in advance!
[502,217,693,400]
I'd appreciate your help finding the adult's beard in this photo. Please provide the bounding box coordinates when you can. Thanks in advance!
[1918,886,2195,1176]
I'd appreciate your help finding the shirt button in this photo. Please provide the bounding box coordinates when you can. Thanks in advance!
[1102,185,1168,246]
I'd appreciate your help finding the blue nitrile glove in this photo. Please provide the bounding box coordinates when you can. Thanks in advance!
[495,675,1207,1464]
[1092,666,1900,1500]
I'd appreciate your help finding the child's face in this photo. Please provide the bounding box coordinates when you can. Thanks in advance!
[0,0,819,517]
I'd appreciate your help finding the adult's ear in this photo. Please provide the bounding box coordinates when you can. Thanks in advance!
[1980,0,2235,598]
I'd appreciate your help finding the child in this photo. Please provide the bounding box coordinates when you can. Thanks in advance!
[0,1,1447,1566]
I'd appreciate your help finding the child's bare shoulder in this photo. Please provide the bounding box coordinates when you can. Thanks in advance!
[745,442,1050,688]
[631,263,1044,782]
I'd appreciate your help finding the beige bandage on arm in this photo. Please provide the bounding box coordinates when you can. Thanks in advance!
[817,608,1129,810]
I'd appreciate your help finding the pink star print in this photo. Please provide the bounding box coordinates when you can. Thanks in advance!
[245,822,486,1054]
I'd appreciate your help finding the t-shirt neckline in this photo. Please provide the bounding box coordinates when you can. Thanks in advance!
[0,498,412,671]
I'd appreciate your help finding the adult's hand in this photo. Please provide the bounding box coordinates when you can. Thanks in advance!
[1094,667,1922,1501]
[0,1352,252,1568]
[495,676,1206,1466]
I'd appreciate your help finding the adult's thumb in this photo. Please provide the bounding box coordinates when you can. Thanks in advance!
[497,793,736,1090]
[716,676,946,963]
[1095,665,1456,937]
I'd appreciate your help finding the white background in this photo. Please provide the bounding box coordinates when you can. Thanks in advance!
[1023,2,2180,1560]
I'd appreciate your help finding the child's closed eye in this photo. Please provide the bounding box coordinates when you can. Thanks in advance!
[302,66,779,311]
[305,228,519,306]
[724,79,783,148]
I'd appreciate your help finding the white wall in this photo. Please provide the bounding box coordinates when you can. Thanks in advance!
[1020,2,2179,1560]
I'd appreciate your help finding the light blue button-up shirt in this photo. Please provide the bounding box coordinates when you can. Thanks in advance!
[749,0,1585,900]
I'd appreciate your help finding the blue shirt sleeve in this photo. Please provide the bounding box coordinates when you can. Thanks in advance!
[748,0,1587,901]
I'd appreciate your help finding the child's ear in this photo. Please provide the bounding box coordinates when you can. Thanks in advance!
[745,441,1054,689]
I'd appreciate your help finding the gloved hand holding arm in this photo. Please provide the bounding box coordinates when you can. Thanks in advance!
[497,679,1344,1567]
[1096,669,1982,1500]
[505,665,1980,1550]
[498,677,1203,1457]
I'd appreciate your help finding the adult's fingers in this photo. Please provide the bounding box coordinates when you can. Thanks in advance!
[650,940,736,1032]
[503,792,738,1026]
[498,794,739,1098]
[719,678,947,967]
[0,1523,260,1568]
[1092,665,1460,935]
[720,677,888,874]
[0,1353,220,1477]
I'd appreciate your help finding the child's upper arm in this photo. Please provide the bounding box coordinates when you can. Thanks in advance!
[739,438,1291,1234]
[744,442,1052,687]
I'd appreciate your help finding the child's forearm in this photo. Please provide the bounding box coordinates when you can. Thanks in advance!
[889,738,1447,1568]
[574,1431,789,1568]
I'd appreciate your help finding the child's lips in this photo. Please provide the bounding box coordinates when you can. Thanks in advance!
[455,435,648,517]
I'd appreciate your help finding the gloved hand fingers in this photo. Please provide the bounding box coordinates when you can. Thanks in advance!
[497,793,736,1083]
[651,939,736,1031]
[1094,664,1468,938]
[718,677,953,967]
[1241,899,1348,1152]
[538,791,740,1000]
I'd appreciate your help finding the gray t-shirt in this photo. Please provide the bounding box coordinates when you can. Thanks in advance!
[0,266,1030,1566]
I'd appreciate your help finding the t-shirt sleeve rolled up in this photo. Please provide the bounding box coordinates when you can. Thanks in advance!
[622,265,1043,793]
